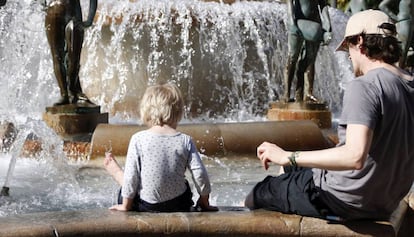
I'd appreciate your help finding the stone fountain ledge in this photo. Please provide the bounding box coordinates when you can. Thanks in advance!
[0,195,412,237]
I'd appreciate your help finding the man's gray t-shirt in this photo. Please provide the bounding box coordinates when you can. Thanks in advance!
[313,68,414,220]
[122,130,211,204]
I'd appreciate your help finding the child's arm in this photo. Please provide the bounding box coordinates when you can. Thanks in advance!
[187,139,218,212]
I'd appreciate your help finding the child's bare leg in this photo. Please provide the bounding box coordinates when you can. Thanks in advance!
[104,153,124,185]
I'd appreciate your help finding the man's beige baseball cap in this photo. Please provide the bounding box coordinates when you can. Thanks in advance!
[336,10,394,51]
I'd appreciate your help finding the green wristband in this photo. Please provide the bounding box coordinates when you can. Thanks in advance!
[288,151,299,167]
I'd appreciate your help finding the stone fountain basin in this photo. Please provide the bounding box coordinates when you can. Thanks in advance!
[0,201,410,237]
[1,120,412,236]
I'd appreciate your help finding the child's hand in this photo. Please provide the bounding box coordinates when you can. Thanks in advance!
[109,204,129,212]
[197,195,218,212]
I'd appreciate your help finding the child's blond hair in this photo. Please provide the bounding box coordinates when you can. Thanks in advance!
[140,83,184,127]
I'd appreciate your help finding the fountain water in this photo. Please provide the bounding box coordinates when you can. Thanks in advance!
[1,0,351,123]
[0,0,351,219]
[81,0,351,121]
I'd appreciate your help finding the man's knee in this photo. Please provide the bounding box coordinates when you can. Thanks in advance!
[244,190,256,209]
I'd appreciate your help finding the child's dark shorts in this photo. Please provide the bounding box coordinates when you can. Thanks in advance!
[118,181,194,212]
[253,166,331,218]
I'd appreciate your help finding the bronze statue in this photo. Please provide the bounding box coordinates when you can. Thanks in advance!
[0,0,6,7]
[379,0,413,70]
[45,0,97,106]
[345,0,413,70]
[283,0,332,103]
[345,0,381,15]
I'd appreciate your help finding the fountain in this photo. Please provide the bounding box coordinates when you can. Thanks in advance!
[1,0,412,236]
[78,0,352,121]
[0,0,352,122]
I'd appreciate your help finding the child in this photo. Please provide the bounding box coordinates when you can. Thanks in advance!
[104,83,217,212]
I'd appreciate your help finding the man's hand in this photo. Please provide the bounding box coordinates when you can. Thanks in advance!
[257,142,290,170]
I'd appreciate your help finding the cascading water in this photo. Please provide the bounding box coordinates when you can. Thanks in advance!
[0,0,353,217]
[1,0,352,123]
[81,0,351,122]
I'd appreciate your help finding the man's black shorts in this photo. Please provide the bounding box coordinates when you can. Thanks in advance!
[253,167,330,218]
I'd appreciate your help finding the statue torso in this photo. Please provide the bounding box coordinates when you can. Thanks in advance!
[295,0,323,20]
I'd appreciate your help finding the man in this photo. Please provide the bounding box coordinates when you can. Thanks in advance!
[246,10,414,220]
[45,0,97,106]
[283,0,332,102]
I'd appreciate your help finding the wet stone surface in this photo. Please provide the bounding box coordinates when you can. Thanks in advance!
[0,202,411,237]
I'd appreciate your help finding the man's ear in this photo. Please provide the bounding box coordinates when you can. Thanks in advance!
[357,36,364,45]
[356,36,365,53]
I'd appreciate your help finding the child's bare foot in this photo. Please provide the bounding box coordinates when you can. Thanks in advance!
[104,153,124,185]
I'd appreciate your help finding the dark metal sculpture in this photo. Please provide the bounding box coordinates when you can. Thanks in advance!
[345,0,381,15]
[45,0,98,106]
[379,0,413,70]
[345,0,413,71]
[0,0,6,7]
[283,0,332,103]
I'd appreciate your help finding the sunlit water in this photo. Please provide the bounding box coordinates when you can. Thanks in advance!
[0,151,279,217]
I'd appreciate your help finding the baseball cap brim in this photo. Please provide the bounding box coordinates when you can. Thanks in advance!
[336,38,348,52]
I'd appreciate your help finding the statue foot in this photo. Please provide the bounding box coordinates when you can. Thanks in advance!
[281,97,295,103]
[72,93,96,106]
[294,97,303,103]
[304,95,319,103]
[53,96,70,106]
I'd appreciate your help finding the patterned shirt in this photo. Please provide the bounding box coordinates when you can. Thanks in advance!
[121,130,211,204]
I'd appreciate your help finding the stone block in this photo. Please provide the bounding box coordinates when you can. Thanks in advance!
[43,105,108,141]
[267,101,332,129]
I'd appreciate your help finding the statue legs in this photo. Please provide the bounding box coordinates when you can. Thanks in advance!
[65,20,92,104]
[295,40,320,102]
[304,64,317,102]
[283,33,303,102]
[45,0,94,106]
[45,4,70,106]
[283,57,297,102]
[295,46,307,102]
[396,19,413,70]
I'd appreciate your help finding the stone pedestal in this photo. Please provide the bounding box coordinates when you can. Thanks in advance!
[43,104,108,141]
[267,101,332,129]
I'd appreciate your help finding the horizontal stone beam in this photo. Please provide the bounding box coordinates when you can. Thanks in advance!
[0,204,407,237]
[90,120,332,158]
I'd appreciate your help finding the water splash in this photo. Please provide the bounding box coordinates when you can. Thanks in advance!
[0,119,115,216]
